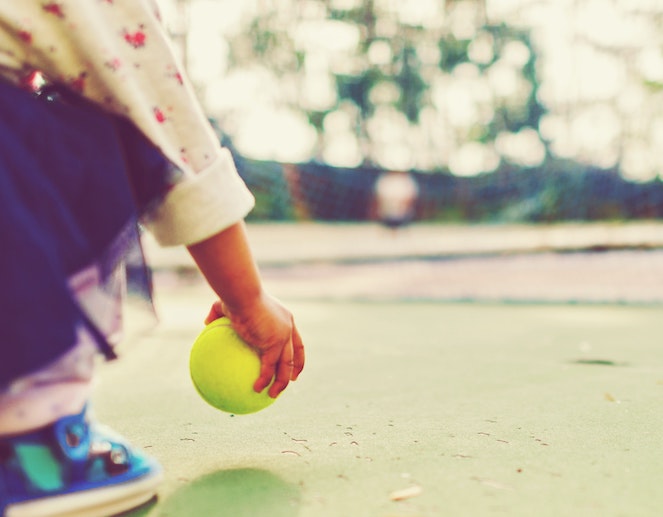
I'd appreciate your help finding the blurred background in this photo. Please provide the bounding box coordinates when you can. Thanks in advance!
[147,0,663,304]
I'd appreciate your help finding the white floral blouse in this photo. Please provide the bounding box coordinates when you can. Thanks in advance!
[0,0,254,246]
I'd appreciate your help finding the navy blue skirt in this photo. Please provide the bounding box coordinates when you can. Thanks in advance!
[0,80,176,387]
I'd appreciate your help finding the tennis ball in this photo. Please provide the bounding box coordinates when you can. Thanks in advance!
[189,317,276,415]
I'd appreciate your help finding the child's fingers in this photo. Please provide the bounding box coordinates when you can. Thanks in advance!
[253,346,280,394]
[203,300,224,325]
[291,325,305,381]
[254,338,295,398]
[269,339,295,398]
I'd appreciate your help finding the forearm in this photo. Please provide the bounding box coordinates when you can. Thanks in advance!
[186,221,264,313]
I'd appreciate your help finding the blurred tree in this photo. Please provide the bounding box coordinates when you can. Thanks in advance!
[161,0,663,223]
[223,0,548,173]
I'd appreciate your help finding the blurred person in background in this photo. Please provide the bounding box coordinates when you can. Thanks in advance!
[372,170,420,233]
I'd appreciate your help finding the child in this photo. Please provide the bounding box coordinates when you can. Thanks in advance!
[0,1,305,515]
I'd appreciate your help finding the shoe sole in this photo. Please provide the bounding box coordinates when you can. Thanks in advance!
[5,470,163,517]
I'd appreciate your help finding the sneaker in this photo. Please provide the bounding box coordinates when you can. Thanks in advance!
[0,407,162,517]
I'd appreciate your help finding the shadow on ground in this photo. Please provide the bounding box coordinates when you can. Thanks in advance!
[124,468,300,517]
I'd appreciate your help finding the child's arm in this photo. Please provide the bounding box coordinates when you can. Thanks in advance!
[187,222,305,398]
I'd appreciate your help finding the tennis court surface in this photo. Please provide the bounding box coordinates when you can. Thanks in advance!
[96,223,662,517]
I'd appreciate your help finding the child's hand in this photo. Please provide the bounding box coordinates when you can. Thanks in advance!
[188,222,304,398]
[204,293,304,398]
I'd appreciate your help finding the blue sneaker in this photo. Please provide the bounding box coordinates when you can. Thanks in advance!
[0,407,162,517]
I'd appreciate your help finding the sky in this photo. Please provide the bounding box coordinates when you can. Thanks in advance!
[157,0,663,180]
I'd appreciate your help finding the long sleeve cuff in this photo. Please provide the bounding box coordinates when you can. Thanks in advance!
[143,149,255,247]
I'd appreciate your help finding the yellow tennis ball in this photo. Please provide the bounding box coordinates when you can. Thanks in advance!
[189,317,276,415]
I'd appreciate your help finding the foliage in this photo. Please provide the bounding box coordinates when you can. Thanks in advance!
[224,3,547,170]
[215,1,663,222]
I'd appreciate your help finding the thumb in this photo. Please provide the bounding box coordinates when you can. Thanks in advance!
[203,300,225,325]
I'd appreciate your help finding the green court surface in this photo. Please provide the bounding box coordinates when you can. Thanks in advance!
[95,283,663,517]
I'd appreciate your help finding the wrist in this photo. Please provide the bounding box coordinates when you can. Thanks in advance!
[221,285,267,319]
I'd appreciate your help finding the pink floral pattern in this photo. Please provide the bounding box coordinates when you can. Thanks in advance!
[42,2,66,19]
[123,25,147,48]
